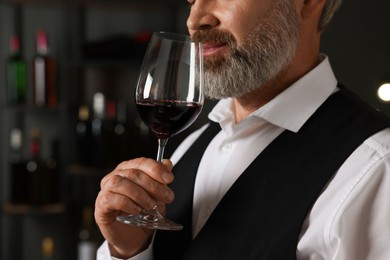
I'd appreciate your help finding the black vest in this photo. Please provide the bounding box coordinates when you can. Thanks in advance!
[153,89,389,260]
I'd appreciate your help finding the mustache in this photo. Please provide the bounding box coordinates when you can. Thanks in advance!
[192,30,237,48]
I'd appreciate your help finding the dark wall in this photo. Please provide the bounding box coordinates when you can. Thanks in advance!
[321,0,390,117]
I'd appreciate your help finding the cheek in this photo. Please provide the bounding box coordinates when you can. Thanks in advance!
[221,5,264,46]
[224,0,277,44]
[220,10,248,44]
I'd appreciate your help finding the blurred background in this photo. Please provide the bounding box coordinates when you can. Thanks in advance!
[0,0,389,259]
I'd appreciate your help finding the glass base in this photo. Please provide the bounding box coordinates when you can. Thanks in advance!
[116,211,183,231]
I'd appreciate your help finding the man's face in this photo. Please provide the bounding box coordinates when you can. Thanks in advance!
[188,0,301,99]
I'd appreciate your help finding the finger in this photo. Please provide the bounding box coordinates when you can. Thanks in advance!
[116,157,174,184]
[95,189,143,220]
[102,170,174,207]
[162,159,173,171]
[98,158,152,188]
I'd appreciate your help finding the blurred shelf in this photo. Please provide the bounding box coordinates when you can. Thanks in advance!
[2,202,66,215]
[4,0,185,9]
[70,59,142,69]
[67,163,106,176]
[1,103,67,112]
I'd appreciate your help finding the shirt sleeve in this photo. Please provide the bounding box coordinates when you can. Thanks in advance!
[297,129,390,260]
[96,240,153,260]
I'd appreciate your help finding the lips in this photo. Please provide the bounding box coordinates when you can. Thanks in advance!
[202,43,227,56]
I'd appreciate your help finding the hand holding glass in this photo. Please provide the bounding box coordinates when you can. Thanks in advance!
[116,32,204,230]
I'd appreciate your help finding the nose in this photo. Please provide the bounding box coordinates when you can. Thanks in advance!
[187,0,219,36]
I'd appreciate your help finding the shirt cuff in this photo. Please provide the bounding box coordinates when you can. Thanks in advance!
[96,240,153,260]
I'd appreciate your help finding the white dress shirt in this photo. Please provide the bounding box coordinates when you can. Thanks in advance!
[97,56,390,260]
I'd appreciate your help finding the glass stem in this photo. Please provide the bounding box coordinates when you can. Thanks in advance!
[156,138,168,162]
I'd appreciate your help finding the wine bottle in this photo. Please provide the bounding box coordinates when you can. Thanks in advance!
[77,206,97,260]
[91,92,105,166]
[33,30,58,107]
[102,100,117,167]
[6,35,27,105]
[114,101,131,161]
[26,127,45,205]
[92,92,105,137]
[76,105,93,166]
[9,128,29,204]
[45,139,60,204]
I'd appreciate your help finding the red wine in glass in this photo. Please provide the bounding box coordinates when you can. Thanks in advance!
[136,100,202,139]
[116,32,204,230]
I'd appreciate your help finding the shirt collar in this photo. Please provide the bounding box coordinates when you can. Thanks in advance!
[209,55,338,133]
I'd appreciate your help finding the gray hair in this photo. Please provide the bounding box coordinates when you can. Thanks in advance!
[319,0,343,31]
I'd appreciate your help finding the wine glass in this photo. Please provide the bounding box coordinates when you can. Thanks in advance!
[116,32,204,230]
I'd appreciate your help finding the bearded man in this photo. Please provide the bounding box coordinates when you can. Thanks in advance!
[95,0,390,259]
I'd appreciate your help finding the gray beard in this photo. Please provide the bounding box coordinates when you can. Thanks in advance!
[204,0,300,100]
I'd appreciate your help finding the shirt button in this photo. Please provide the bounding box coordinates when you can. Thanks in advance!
[222,143,233,152]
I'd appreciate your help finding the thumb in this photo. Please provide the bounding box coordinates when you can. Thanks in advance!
[162,159,173,171]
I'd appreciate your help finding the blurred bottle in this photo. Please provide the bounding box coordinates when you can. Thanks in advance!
[42,236,54,260]
[114,101,131,162]
[91,92,105,166]
[102,100,117,167]
[92,92,105,138]
[77,206,97,260]
[33,30,58,107]
[9,128,29,204]
[45,139,60,204]
[6,35,27,105]
[133,31,152,59]
[26,127,45,205]
[76,105,93,166]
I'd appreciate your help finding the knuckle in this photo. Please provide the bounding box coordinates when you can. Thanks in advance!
[101,190,114,203]
[115,158,135,170]
[127,171,148,185]
[131,157,147,169]
[127,169,145,184]
[107,174,124,187]
[135,157,161,175]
